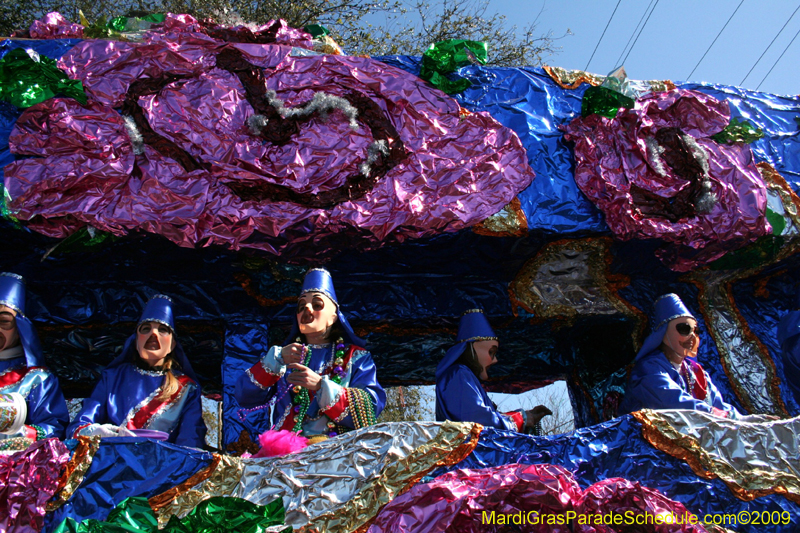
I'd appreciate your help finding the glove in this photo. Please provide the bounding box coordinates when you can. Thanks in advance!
[80,423,128,438]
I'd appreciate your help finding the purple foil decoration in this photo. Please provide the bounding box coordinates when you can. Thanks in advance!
[368,463,708,533]
[5,36,534,260]
[150,14,314,49]
[0,438,71,533]
[29,12,84,39]
[563,89,770,272]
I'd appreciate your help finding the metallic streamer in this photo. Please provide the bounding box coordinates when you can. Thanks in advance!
[472,197,528,237]
[46,436,101,512]
[691,271,788,415]
[152,453,244,526]
[633,409,800,504]
[149,421,477,530]
[149,453,222,513]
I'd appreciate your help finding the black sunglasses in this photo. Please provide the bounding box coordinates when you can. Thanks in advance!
[675,322,701,337]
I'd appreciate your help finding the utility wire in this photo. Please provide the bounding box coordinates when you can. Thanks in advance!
[621,0,660,67]
[741,2,800,86]
[614,0,654,69]
[585,0,623,71]
[687,0,745,80]
[757,22,800,89]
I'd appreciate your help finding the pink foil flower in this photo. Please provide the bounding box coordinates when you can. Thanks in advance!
[563,89,770,272]
[0,438,71,533]
[29,12,84,39]
[368,463,707,533]
[5,34,534,260]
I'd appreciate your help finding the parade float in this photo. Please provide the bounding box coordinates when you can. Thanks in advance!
[1,11,799,533]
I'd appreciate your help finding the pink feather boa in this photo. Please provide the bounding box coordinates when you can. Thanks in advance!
[252,429,309,457]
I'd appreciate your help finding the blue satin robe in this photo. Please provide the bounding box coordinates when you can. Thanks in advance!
[0,356,69,440]
[67,363,206,448]
[778,309,800,406]
[619,350,739,417]
[436,364,520,431]
[236,344,386,435]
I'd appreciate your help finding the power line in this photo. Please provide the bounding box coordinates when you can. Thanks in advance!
[687,0,745,80]
[621,0,660,67]
[615,0,655,69]
[757,22,800,89]
[740,2,800,86]
[585,0,623,71]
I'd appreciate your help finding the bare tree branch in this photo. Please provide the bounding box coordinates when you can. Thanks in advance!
[2,0,561,68]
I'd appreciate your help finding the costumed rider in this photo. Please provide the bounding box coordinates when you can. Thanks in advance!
[67,295,207,447]
[236,268,386,438]
[777,287,800,406]
[436,309,551,435]
[0,272,69,449]
[620,293,740,418]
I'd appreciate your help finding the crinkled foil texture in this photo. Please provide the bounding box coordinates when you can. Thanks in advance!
[0,438,70,533]
[634,409,800,503]
[563,89,770,271]
[29,12,84,39]
[4,37,534,259]
[232,421,474,531]
[434,415,800,532]
[368,463,707,533]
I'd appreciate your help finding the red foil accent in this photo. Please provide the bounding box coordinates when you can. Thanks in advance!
[247,361,281,389]
[321,387,349,421]
[126,375,193,430]
[0,366,44,390]
[504,410,524,432]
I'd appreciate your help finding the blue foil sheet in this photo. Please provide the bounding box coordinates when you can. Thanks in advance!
[374,56,607,234]
[681,82,800,186]
[432,416,800,533]
[222,323,278,451]
[731,255,800,415]
[42,438,215,531]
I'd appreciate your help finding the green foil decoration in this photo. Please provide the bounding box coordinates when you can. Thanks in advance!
[304,24,330,38]
[0,48,87,108]
[0,184,20,226]
[581,85,635,119]
[108,13,165,33]
[709,235,784,271]
[45,227,117,258]
[82,16,113,39]
[419,39,488,94]
[54,496,290,533]
[711,117,764,144]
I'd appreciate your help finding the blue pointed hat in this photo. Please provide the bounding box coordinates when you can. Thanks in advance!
[108,294,198,383]
[0,272,46,367]
[0,273,25,316]
[436,309,497,380]
[284,268,364,346]
[635,293,695,360]
[138,294,176,331]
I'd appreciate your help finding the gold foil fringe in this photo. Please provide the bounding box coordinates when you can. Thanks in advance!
[309,421,482,533]
[46,436,101,512]
[633,410,800,504]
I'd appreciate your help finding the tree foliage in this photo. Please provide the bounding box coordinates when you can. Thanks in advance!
[1,0,562,67]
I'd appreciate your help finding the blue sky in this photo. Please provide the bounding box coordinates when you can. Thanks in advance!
[486,0,798,96]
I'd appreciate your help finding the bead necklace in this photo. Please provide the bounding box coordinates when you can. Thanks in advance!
[291,338,347,431]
